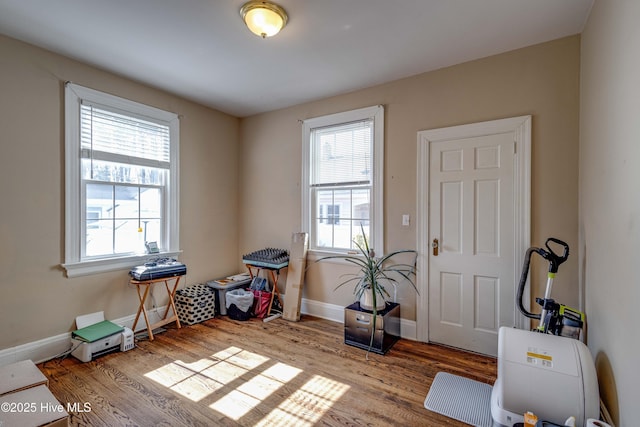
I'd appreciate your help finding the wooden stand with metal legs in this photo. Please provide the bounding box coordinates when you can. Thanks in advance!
[131,276,182,340]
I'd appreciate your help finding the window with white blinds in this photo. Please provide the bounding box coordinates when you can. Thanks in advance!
[80,103,171,170]
[310,120,372,188]
[63,83,180,277]
[302,105,384,253]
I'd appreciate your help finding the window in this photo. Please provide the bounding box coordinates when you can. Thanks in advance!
[326,204,340,225]
[302,105,384,253]
[63,83,180,277]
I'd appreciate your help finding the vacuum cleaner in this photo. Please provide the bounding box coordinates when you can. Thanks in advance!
[516,238,585,340]
[490,238,600,427]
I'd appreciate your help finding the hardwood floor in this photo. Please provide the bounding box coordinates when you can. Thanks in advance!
[39,315,496,426]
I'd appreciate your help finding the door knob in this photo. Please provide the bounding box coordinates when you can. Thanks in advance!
[432,238,439,256]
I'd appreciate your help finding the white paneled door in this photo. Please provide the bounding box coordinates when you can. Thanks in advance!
[417,116,531,357]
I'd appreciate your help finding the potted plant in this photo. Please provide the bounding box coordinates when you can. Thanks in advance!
[315,225,417,357]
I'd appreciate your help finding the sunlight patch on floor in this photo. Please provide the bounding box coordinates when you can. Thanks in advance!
[144,360,223,402]
[255,375,350,427]
[144,346,269,402]
[262,362,302,383]
[144,345,349,424]
[210,389,262,420]
[208,360,303,420]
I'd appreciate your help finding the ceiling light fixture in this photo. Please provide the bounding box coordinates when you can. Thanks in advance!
[240,1,288,39]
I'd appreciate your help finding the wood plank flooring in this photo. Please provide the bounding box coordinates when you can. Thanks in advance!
[39,315,496,426]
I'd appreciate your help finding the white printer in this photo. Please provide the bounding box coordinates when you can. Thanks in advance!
[71,312,134,363]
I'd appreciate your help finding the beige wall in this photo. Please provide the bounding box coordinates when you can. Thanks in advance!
[580,1,640,425]
[240,36,582,320]
[0,29,584,368]
[0,35,240,349]
[3,12,633,420]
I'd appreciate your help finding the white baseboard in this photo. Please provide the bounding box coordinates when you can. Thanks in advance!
[0,307,170,367]
[299,298,345,322]
[400,318,417,341]
[0,333,71,368]
[0,299,417,367]
[300,298,417,340]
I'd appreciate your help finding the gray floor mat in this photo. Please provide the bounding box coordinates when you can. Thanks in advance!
[424,371,493,427]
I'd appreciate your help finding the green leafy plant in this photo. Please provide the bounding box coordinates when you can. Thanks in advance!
[316,225,417,357]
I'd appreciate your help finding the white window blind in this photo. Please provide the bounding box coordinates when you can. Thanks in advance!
[81,103,171,170]
[310,119,373,188]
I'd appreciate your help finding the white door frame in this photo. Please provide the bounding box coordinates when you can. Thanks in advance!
[416,116,532,343]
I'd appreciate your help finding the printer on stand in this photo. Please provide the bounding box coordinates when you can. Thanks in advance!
[71,311,134,363]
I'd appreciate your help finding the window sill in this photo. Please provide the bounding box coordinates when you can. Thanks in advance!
[62,251,182,278]
[307,249,365,265]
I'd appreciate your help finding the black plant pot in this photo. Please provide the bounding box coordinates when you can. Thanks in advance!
[343,302,400,354]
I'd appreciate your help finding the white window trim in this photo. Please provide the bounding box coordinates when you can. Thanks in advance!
[62,83,180,277]
[301,105,384,256]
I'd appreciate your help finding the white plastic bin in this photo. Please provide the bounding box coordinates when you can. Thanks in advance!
[206,275,251,315]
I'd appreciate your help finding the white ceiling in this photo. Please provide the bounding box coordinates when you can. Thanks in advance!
[0,0,593,117]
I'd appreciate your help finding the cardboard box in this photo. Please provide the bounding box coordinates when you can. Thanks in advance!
[0,385,69,427]
[0,360,48,396]
[283,232,309,321]
[175,284,216,325]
